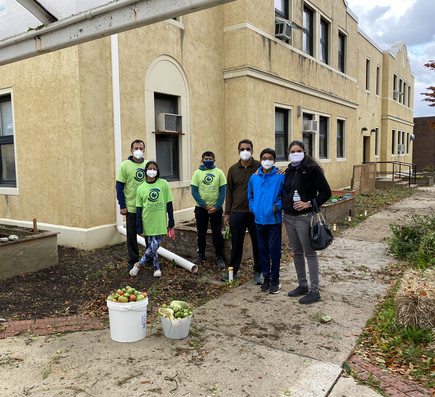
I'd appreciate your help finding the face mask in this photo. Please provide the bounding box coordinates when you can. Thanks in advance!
[240,150,252,161]
[289,152,304,163]
[133,150,144,160]
[146,169,157,178]
[203,160,214,168]
[261,160,274,170]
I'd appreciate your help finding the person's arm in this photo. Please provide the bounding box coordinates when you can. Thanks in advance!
[116,181,126,210]
[191,185,208,208]
[136,207,143,235]
[224,169,233,215]
[215,184,226,210]
[312,168,332,206]
[167,201,175,228]
[247,178,254,212]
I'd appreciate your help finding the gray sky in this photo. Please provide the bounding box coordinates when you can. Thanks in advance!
[346,0,435,117]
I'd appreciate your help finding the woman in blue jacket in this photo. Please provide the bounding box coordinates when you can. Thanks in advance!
[248,148,285,294]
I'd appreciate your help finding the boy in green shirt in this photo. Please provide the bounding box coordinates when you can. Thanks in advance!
[191,151,227,268]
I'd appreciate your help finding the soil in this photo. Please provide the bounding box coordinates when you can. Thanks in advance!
[0,242,262,322]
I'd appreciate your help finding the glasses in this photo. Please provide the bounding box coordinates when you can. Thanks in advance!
[239,148,251,152]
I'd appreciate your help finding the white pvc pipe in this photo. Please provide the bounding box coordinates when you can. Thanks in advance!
[111,35,197,273]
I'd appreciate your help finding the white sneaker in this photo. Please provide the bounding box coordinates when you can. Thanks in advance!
[153,269,162,277]
[129,263,140,277]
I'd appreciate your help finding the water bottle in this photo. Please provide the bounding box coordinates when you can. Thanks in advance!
[293,190,301,202]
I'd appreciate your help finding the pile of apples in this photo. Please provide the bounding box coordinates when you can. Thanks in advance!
[108,286,147,303]
[159,300,193,319]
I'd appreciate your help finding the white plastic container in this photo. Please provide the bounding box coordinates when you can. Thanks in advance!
[160,315,192,339]
[107,297,148,342]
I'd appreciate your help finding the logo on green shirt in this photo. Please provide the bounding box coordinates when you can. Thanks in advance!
[148,188,160,202]
[134,169,146,182]
[203,173,215,185]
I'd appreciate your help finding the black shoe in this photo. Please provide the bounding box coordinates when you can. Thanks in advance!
[269,280,281,294]
[261,277,271,292]
[287,286,309,297]
[126,263,135,271]
[216,256,225,269]
[299,291,321,304]
[220,271,238,282]
[193,254,205,264]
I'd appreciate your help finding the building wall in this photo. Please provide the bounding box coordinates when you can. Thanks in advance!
[0,0,415,248]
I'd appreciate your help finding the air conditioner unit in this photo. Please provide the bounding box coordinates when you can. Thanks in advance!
[155,113,182,132]
[393,90,399,100]
[303,120,318,132]
[275,18,292,40]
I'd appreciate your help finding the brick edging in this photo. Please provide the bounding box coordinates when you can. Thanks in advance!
[347,354,433,397]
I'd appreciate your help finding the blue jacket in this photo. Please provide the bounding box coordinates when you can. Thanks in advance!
[248,167,285,225]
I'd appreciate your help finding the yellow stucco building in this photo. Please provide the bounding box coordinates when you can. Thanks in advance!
[0,0,414,249]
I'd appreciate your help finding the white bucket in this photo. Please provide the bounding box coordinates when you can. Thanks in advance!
[107,297,148,342]
[160,315,192,339]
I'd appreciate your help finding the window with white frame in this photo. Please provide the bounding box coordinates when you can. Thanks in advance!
[401,130,405,154]
[302,113,314,158]
[374,127,379,157]
[319,18,329,64]
[302,5,314,56]
[365,58,371,91]
[408,86,411,107]
[392,129,396,155]
[275,107,290,162]
[393,74,398,100]
[376,66,381,96]
[406,133,410,154]
[397,130,402,155]
[338,31,346,73]
[319,116,328,159]
[0,92,16,188]
[275,0,289,18]
[337,119,345,158]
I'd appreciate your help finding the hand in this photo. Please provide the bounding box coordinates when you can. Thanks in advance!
[167,228,175,240]
[205,204,213,212]
[276,168,285,175]
[120,208,128,215]
[293,201,311,211]
[223,214,230,225]
[208,207,217,214]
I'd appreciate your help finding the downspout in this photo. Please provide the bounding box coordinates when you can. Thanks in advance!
[111,34,197,273]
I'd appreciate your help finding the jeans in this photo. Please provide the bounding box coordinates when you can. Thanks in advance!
[283,213,320,293]
[194,206,224,258]
[138,235,163,269]
[126,212,139,266]
[229,211,261,275]
[256,223,282,282]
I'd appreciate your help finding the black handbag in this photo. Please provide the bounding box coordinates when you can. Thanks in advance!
[309,199,334,250]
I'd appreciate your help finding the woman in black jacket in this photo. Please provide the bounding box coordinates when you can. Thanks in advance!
[282,140,331,304]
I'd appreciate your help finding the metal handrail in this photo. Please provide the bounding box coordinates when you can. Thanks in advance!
[367,161,417,187]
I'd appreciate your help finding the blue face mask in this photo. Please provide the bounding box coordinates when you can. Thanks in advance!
[203,160,214,168]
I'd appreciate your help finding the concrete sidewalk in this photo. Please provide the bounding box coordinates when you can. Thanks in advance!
[1,186,434,396]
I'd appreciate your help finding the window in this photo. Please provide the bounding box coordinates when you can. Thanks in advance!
[408,86,411,107]
[392,129,396,155]
[302,114,313,157]
[401,131,405,154]
[275,108,289,161]
[319,116,328,159]
[337,119,345,158]
[319,18,329,64]
[338,32,346,72]
[0,93,16,187]
[403,82,406,105]
[302,6,313,56]
[393,74,397,100]
[275,0,289,18]
[154,93,180,181]
[376,66,381,96]
[399,79,403,103]
[374,128,379,157]
[397,131,402,154]
[406,133,410,154]
[365,59,370,91]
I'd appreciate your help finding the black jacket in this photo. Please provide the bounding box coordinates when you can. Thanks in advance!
[282,163,331,216]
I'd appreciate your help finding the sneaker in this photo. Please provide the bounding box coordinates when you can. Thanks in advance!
[260,277,271,292]
[153,269,162,277]
[220,271,238,282]
[129,263,140,277]
[287,285,309,297]
[216,256,225,269]
[193,254,205,264]
[253,272,264,285]
[269,280,281,294]
[299,291,321,304]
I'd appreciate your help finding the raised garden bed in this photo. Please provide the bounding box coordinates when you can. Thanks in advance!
[321,190,355,225]
[0,225,59,281]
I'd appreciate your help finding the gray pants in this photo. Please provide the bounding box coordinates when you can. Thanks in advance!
[283,213,319,293]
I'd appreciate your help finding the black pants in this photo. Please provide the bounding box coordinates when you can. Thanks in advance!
[229,211,261,275]
[126,212,139,266]
[194,206,223,258]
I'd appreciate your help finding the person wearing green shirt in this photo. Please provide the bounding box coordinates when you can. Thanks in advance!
[130,161,175,278]
[191,151,227,269]
[116,139,146,270]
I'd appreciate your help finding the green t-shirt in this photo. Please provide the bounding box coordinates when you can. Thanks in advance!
[191,167,227,206]
[116,158,147,213]
[136,179,174,236]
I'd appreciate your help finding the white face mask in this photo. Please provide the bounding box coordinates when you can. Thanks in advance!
[133,150,144,160]
[146,169,158,178]
[240,150,252,161]
[261,160,274,170]
[289,152,304,163]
